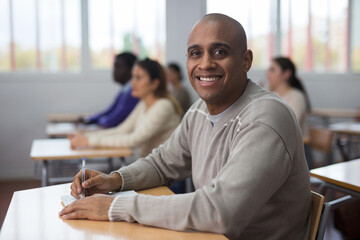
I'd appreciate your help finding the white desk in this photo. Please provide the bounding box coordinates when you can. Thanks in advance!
[46,123,101,138]
[0,183,227,240]
[30,139,132,186]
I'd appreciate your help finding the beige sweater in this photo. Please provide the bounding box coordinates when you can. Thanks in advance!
[281,88,308,137]
[109,80,311,240]
[86,99,180,157]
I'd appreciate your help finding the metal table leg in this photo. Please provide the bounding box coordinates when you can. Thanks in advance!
[108,158,114,172]
[120,157,126,168]
[41,160,48,187]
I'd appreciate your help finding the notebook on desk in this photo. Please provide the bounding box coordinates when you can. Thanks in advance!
[61,190,137,207]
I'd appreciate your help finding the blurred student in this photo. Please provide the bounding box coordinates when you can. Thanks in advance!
[267,57,311,136]
[166,63,192,113]
[83,53,139,128]
[69,58,182,158]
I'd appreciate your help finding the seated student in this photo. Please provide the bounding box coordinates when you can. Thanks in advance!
[69,58,182,158]
[83,53,139,128]
[61,14,311,240]
[166,63,192,113]
[267,57,311,137]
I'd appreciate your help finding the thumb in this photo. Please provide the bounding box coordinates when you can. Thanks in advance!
[83,175,103,188]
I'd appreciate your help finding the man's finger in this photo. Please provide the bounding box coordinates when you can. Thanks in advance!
[62,210,87,220]
[83,175,102,188]
[73,173,82,194]
[59,200,86,216]
[70,188,80,199]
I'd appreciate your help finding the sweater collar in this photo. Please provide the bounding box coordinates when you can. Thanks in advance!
[206,79,256,128]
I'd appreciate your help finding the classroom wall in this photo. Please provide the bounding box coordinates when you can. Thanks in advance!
[0,73,118,179]
[0,0,359,179]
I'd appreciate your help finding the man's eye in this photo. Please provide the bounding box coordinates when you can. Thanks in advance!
[214,49,226,55]
[190,50,201,56]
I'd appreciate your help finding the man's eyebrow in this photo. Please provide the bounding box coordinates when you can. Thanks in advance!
[187,43,232,52]
[187,44,200,52]
[212,42,231,50]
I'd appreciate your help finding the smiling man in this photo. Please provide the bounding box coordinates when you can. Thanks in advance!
[60,14,311,240]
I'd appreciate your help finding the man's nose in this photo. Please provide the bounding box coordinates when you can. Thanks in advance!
[198,53,216,70]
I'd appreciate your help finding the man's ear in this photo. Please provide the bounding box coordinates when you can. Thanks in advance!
[243,50,253,73]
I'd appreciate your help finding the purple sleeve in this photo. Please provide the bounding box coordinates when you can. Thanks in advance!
[96,88,139,128]
[87,92,121,124]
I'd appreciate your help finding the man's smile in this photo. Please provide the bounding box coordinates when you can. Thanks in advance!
[194,74,224,87]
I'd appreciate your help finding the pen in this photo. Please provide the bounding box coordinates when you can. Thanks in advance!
[81,157,86,198]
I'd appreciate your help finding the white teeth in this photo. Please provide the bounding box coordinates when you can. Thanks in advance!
[199,77,220,82]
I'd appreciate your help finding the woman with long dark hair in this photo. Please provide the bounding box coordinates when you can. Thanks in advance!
[267,57,311,136]
[69,58,182,157]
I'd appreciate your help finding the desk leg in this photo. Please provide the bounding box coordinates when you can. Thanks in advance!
[321,116,329,127]
[120,157,126,168]
[108,158,114,172]
[42,160,48,187]
[336,136,349,161]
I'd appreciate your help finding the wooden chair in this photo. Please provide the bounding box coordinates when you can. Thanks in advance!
[309,128,334,165]
[356,107,360,122]
[309,191,325,240]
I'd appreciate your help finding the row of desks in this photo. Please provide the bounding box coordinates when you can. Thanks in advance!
[0,183,227,240]
[3,111,359,239]
[3,158,358,240]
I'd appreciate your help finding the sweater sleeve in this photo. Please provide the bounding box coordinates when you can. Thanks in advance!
[108,121,292,239]
[97,89,139,128]
[87,100,178,148]
[85,103,141,139]
[86,91,120,124]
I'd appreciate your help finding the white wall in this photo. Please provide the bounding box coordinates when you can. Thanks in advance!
[165,0,206,102]
[0,73,118,179]
[0,0,359,179]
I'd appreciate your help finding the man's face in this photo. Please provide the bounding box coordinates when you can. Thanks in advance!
[113,58,131,85]
[187,20,251,106]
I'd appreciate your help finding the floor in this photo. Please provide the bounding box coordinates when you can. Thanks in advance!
[0,179,41,229]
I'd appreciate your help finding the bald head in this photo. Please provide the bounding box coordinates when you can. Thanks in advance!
[186,13,253,114]
[189,13,248,52]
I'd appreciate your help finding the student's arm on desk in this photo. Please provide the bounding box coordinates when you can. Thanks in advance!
[97,90,139,128]
[85,103,141,138]
[87,100,179,149]
[109,123,293,238]
[60,169,123,220]
[60,112,191,220]
[69,104,141,148]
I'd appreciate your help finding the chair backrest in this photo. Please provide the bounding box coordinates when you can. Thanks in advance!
[309,191,325,240]
[309,128,334,154]
[356,107,360,122]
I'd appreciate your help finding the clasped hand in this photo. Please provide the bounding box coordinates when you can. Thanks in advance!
[68,133,89,149]
[59,169,122,220]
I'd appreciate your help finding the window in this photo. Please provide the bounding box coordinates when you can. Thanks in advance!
[0,0,165,72]
[351,0,360,72]
[207,0,359,73]
[207,0,273,69]
[0,0,81,72]
[281,0,349,72]
[89,0,166,69]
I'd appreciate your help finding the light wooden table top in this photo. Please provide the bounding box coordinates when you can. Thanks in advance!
[46,122,101,138]
[0,183,227,240]
[329,122,360,136]
[310,159,360,192]
[30,139,132,160]
[48,113,90,123]
[311,108,360,118]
